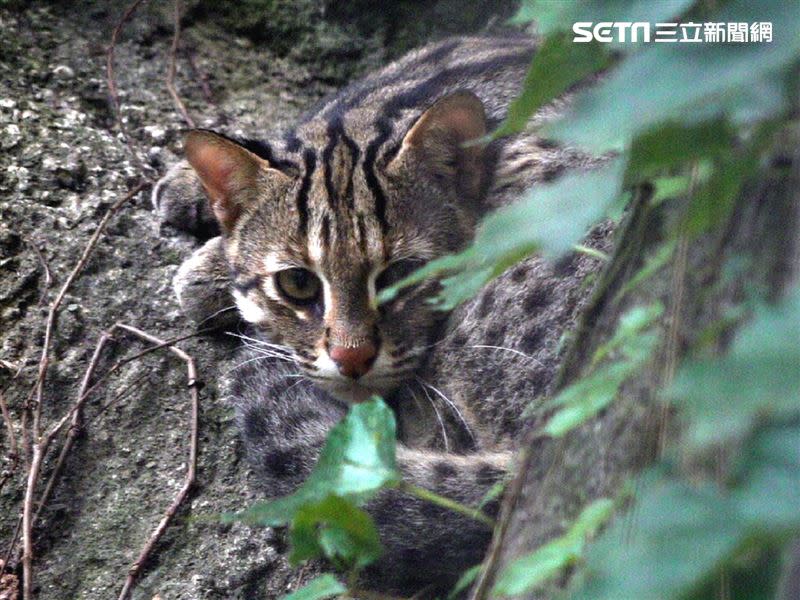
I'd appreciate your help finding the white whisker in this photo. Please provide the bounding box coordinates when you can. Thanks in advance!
[414,381,449,451]
[416,377,475,442]
[469,344,545,367]
[226,332,293,353]
[198,304,238,326]
[227,352,296,373]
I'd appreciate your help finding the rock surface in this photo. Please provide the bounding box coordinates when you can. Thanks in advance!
[0,1,512,598]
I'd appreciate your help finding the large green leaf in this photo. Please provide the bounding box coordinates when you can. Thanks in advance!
[290,495,383,570]
[626,119,735,182]
[733,424,800,533]
[226,398,400,525]
[573,420,800,600]
[492,33,610,139]
[281,574,346,600]
[574,473,743,600]
[549,1,799,150]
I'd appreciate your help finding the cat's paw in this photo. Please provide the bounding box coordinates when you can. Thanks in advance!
[153,160,220,239]
[174,236,238,328]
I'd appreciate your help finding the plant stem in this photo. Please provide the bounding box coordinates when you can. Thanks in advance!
[399,481,496,528]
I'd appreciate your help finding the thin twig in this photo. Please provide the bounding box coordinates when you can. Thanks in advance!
[166,0,195,127]
[29,182,148,440]
[114,323,199,600]
[31,330,114,527]
[20,181,148,600]
[34,326,211,528]
[106,0,150,174]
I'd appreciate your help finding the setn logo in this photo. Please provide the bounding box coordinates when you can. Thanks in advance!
[573,22,651,43]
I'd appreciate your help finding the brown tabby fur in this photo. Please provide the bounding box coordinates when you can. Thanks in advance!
[153,36,611,595]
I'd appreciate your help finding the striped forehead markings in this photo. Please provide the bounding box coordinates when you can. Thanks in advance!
[322,118,361,211]
[296,148,316,237]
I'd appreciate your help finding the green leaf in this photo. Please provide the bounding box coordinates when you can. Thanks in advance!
[492,34,610,139]
[591,303,663,367]
[542,304,660,437]
[511,0,694,38]
[574,473,744,600]
[733,423,800,533]
[281,574,346,600]
[447,564,483,600]
[290,495,382,570]
[626,119,735,181]
[670,288,800,449]
[492,499,613,597]
[548,1,799,150]
[570,498,615,539]
[574,421,800,600]
[226,398,400,526]
[308,397,400,501]
[380,158,624,310]
[543,360,637,437]
[684,155,756,236]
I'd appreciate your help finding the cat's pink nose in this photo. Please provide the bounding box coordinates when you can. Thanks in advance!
[329,341,377,379]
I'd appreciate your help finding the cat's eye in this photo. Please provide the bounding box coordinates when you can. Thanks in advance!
[275,268,321,305]
[375,259,424,292]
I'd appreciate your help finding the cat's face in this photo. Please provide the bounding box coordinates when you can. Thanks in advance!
[186,91,487,403]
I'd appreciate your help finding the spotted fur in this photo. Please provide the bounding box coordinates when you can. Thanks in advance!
[154,36,611,595]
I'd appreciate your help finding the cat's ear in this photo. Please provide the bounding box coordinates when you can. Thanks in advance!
[184,130,287,233]
[391,90,487,196]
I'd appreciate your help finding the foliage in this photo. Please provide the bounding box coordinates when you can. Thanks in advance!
[227,398,400,531]
[281,575,347,600]
[226,398,492,598]
[231,0,800,598]
[225,399,399,594]
[541,303,662,437]
[492,499,614,597]
[572,418,800,600]
[670,289,800,449]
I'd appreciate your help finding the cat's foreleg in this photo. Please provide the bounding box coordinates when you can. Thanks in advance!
[235,368,509,593]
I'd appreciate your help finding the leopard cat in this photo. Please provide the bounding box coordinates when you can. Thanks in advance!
[153,36,612,595]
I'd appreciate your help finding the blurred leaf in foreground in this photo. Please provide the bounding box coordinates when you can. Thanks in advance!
[282,574,346,600]
[670,287,800,449]
[379,158,624,310]
[492,498,614,597]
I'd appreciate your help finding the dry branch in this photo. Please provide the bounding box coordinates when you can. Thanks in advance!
[167,0,196,128]
[114,323,199,600]
[106,0,150,174]
[18,181,148,600]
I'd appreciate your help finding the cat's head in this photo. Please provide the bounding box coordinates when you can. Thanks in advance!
[185,91,488,403]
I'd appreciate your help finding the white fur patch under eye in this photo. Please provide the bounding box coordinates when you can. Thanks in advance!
[308,228,325,264]
[263,253,288,273]
[232,289,268,324]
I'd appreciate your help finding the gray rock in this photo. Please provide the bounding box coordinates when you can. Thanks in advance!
[0,1,516,599]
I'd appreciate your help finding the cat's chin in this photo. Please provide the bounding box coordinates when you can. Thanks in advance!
[321,379,395,405]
